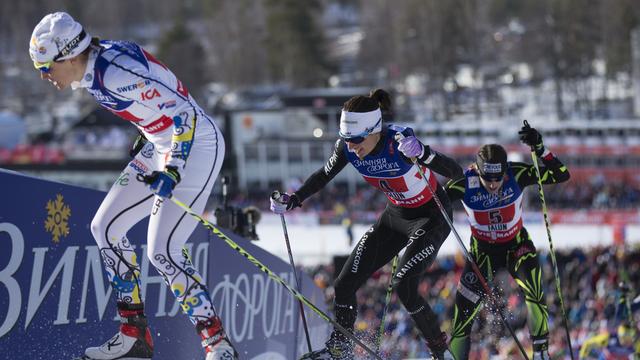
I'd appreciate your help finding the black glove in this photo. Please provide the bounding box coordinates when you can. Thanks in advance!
[269,192,302,214]
[285,193,302,211]
[140,166,181,199]
[518,124,544,156]
[129,133,148,158]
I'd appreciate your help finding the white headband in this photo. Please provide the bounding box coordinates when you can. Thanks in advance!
[339,108,382,138]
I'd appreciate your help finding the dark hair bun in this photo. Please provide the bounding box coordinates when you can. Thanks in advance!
[369,88,392,112]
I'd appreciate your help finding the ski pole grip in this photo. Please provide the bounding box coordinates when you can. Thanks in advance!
[521,120,537,152]
[136,173,151,184]
[393,132,420,163]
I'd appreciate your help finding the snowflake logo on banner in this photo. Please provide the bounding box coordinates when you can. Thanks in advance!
[44,194,71,243]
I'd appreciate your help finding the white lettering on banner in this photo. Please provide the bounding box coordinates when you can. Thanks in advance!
[211,272,296,342]
[0,221,307,344]
[26,247,79,328]
[138,243,209,318]
[0,227,212,338]
[280,283,295,334]
[77,245,113,323]
[0,223,23,338]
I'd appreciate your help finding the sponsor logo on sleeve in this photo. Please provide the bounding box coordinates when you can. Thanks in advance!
[157,100,176,110]
[469,176,480,189]
[141,88,161,101]
[128,159,149,174]
[88,90,118,107]
[116,80,150,93]
[140,142,155,158]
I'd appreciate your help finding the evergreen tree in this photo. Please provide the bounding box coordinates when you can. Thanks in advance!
[264,0,332,87]
[157,17,208,94]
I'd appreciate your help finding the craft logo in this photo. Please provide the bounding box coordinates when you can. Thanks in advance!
[44,194,71,243]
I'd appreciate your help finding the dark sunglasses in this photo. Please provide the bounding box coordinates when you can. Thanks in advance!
[343,136,366,144]
[480,174,504,182]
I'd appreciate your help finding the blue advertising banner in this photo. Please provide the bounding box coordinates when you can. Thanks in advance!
[0,169,328,359]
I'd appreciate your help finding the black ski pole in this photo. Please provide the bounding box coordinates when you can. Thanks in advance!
[271,191,313,355]
[394,133,530,360]
[523,119,575,359]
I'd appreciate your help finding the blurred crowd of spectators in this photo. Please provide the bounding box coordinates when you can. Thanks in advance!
[544,176,640,210]
[232,175,640,225]
[304,245,640,359]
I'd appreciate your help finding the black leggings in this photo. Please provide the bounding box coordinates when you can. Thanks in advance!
[332,193,452,342]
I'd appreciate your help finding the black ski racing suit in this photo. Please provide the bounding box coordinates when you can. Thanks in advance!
[294,125,463,346]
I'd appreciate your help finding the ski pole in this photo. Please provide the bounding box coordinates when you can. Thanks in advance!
[271,191,313,355]
[375,255,398,355]
[395,133,530,360]
[144,189,383,359]
[523,120,575,359]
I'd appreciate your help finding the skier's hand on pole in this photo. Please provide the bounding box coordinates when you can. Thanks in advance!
[395,128,426,159]
[270,190,301,214]
[136,169,180,199]
[519,120,545,156]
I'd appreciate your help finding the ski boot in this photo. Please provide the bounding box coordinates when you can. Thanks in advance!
[78,302,153,359]
[299,333,353,360]
[197,316,239,360]
[427,332,455,360]
[430,349,455,360]
[532,337,550,360]
[532,351,550,360]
